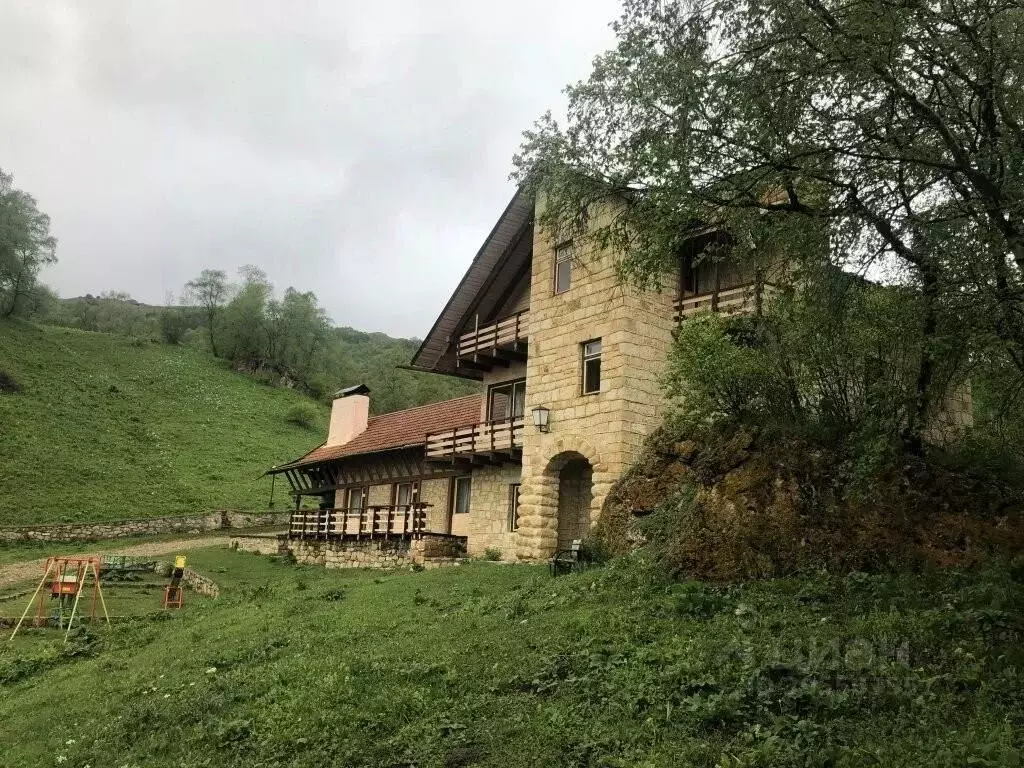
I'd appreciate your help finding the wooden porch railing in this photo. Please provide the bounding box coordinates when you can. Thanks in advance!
[457,311,528,357]
[425,417,524,460]
[288,503,431,540]
[675,283,777,320]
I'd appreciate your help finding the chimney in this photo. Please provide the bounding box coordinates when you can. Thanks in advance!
[326,384,370,447]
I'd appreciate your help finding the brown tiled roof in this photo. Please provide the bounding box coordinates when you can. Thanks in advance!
[277,394,483,469]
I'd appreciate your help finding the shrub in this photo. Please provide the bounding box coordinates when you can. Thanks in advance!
[0,370,22,394]
[481,547,502,561]
[285,401,319,429]
[158,307,190,345]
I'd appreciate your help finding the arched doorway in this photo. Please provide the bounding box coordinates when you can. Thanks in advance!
[551,452,593,550]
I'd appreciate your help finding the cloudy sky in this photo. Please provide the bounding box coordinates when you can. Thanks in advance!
[0,1,620,337]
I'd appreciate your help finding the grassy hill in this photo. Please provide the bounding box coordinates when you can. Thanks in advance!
[0,321,330,526]
[1,549,1020,766]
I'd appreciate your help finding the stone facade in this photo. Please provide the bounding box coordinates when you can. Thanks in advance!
[289,533,466,570]
[463,463,521,558]
[515,201,677,560]
[0,510,291,544]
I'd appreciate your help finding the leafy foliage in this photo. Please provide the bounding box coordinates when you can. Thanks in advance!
[285,401,319,429]
[0,168,57,319]
[516,0,1024,454]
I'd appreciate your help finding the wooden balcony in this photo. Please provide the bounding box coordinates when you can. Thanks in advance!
[425,417,524,463]
[456,311,528,372]
[289,504,431,540]
[675,283,777,321]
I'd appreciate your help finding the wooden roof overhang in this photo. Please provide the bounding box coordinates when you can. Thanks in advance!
[408,187,535,380]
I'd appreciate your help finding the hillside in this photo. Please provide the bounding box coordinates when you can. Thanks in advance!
[1,549,1021,766]
[0,322,330,525]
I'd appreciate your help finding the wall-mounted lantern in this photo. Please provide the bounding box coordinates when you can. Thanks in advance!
[531,406,550,433]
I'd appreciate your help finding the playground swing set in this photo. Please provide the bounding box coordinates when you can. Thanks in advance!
[7,553,189,642]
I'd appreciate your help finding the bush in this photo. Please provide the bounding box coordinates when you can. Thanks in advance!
[0,370,22,394]
[481,547,502,561]
[158,307,190,345]
[285,401,319,429]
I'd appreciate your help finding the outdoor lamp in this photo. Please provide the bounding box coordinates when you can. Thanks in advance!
[531,406,550,433]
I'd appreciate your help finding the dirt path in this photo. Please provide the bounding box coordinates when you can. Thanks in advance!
[0,536,232,590]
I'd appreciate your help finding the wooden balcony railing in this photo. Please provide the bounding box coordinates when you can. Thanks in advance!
[289,504,431,540]
[675,283,777,321]
[457,311,528,359]
[425,417,524,461]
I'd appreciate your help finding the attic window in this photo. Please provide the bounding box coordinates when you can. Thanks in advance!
[554,242,573,294]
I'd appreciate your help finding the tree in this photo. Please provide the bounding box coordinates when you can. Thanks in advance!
[185,269,229,356]
[515,0,1024,450]
[0,168,57,318]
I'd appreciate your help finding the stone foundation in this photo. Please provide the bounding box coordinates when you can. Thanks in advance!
[288,534,467,570]
[0,510,291,544]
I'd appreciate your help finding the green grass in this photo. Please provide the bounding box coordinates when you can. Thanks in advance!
[0,321,328,525]
[1,550,1021,767]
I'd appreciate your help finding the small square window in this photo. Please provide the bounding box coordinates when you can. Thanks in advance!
[581,339,602,395]
[554,242,573,294]
[452,476,472,515]
[508,484,521,532]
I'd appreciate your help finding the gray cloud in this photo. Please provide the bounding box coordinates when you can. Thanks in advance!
[0,0,619,336]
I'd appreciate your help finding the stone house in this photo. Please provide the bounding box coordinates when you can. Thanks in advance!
[269,189,796,562]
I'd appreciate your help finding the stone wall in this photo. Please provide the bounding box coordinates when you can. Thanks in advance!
[288,533,466,570]
[516,198,677,560]
[181,567,221,598]
[464,463,521,558]
[230,532,289,555]
[0,510,291,544]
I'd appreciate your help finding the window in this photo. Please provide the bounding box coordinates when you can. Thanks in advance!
[554,241,573,294]
[488,379,526,421]
[581,339,602,395]
[393,481,418,508]
[346,486,368,512]
[508,484,521,532]
[452,476,472,515]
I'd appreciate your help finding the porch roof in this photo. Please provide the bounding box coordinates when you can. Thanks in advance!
[270,394,483,471]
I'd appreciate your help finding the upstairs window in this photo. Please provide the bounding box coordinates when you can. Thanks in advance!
[452,476,472,515]
[581,339,602,395]
[554,242,573,294]
[488,379,526,421]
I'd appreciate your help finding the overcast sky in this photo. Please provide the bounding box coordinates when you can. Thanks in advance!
[0,1,620,337]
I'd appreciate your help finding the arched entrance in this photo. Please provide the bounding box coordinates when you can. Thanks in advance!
[550,452,594,550]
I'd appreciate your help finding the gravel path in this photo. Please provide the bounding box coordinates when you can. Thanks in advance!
[0,536,231,590]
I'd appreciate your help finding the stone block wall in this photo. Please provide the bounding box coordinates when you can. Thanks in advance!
[0,510,291,544]
[230,533,289,555]
[464,463,521,558]
[287,533,466,570]
[516,198,677,560]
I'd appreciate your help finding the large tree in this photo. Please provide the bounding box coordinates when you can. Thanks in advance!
[0,168,57,319]
[185,269,229,356]
[516,0,1024,448]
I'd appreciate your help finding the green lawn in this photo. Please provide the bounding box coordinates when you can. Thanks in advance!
[0,321,327,525]
[1,549,1020,767]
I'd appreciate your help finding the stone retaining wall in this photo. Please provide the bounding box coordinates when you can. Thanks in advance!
[181,567,220,598]
[0,510,290,543]
[288,534,467,570]
[230,533,289,556]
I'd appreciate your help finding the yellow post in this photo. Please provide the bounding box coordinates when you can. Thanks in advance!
[8,560,54,642]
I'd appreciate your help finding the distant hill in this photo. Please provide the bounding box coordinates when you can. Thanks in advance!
[0,321,470,526]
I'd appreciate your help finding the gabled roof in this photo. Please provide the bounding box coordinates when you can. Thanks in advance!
[409,187,534,378]
[272,394,483,471]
